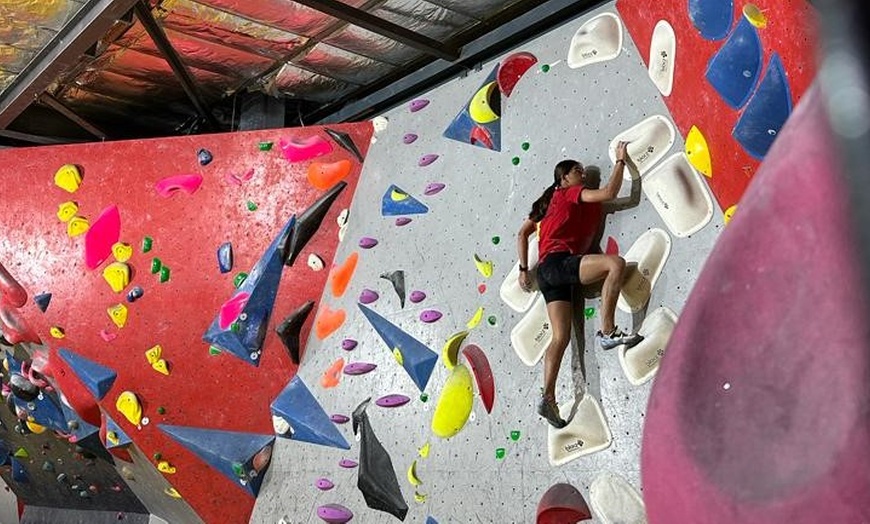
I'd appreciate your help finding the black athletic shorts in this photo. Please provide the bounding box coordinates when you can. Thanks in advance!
[536,252,582,303]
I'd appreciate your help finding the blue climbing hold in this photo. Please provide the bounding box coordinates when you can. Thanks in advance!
[57,348,117,400]
[705,17,763,109]
[270,376,349,450]
[426,517,439,524]
[381,185,429,216]
[732,53,793,159]
[688,0,734,41]
[34,292,52,312]
[217,242,233,274]
[11,458,28,482]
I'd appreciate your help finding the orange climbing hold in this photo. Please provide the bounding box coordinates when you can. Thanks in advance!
[307,159,352,190]
[315,305,346,340]
[320,357,345,388]
[330,252,359,297]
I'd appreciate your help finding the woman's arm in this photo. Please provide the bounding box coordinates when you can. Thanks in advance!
[582,141,629,203]
[517,218,536,291]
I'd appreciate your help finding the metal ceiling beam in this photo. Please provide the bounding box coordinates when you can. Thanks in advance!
[133,1,220,130]
[291,0,461,62]
[0,129,89,145]
[38,93,108,140]
[0,0,139,129]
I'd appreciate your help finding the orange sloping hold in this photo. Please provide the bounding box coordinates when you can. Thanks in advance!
[330,251,359,297]
[315,305,346,340]
[321,357,345,388]
[308,159,352,190]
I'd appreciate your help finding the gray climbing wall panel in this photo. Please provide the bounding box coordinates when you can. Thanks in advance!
[252,2,723,522]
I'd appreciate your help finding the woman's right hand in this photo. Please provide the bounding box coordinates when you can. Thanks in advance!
[615,140,629,162]
[519,270,532,292]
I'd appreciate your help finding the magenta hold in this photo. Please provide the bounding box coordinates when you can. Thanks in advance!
[338,458,358,468]
[330,414,350,424]
[418,154,439,167]
[395,217,412,226]
[343,362,377,375]
[315,478,335,491]
[316,503,353,523]
[409,99,429,112]
[358,237,378,249]
[359,289,379,304]
[341,339,358,351]
[420,310,442,323]
[424,182,445,196]
[375,394,411,408]
[402,133,418,144]
[409,290,426,303]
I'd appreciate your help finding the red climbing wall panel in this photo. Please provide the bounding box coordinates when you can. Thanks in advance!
[616,0,817,210]
[0,123,371,524]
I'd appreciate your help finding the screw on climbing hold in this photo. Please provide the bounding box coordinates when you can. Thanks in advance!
[157,406,166,415]
[159,266,170,283]
[510,430,521,441]
[126,286,144,303]
[487,315,497,326]
[197,148,213,166]
[153,452,162,461]
[258,141,273,151]
[491,235,500,245]
[142,236,153,253]
[521,142,530,151]
[234,272,248,288]
[495,448,506,459]
[246,200,258,211]
[541,64,550,73]
[584,307,596,319]
[209,345,222,355]
[420,393,429,402]
[232,462,245,478]
[230,321,241,333]
[150,258,162,274]
[511,156,520,165]
[49,326,65,338]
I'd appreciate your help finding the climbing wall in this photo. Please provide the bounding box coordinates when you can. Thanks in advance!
[249,1,817,523]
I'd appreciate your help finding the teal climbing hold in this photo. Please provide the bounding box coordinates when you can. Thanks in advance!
[57,348,117,400]
[270,376,349,450]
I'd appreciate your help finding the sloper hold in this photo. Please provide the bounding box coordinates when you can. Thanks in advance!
[280,181,347,266]
[57,348,117,400]
[358,303,437,391]
[84,205,121,270]
[270,375,349,449]
[705,17,763,109]
[353,399,409,521]
[203,215,296,366]
[159,424,275,497]
[381,185,429,216]
[325,128,365,162]
[537,483,592,523]
[688,0,734,40]
[732,53,793,159]
[276,300,315,365]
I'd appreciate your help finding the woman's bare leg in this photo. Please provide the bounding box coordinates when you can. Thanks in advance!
[578,254,626,334]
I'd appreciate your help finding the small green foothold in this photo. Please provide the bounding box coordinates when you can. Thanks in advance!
[159,265,171,283]
[258,141,273,151]
[157,406,166,415]
[584,307,596,319]
[153,452,162,461]
[511,156,520,166]
[142,236,153,253]
[510,430,521,441]
[14,447,29,459]
[232,462,245,478]
[541,64,550,73]
[491,236,500,245]
[234,272,248,288]
[487,315,497,326]
[419,393,429,403]
[230,321,240,333]
[246,200,258,212]
[209,345,222,355]
[521,142,530,151]
[495,447,506,459]
[150,258,162,274]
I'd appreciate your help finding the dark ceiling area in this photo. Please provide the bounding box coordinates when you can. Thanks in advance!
[1,0,602,147]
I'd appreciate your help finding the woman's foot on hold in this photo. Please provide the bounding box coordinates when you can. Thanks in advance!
[597,327,643,350]
[537,394,568,428]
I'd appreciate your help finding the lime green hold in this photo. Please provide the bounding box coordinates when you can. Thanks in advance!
[541,64,550,73]
[209,345,222,355]
[14,447,28,459]
[150,258,162,274]
[258,141,273,151]
[491,236,500,245]
[159,265,171,283]
[584,307,596,319]
[246,201,258,212]
[232,462,245,478]
[510,430,521,441]
[234,272,248,288]
[511,156,520,166]
[230,321,240,333]
[142,236,153,253]
[487,315,497,326]
[495,447,506,459]
[420,392,429,403]
[521,142,530,151]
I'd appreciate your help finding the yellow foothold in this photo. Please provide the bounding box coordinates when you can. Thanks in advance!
[112,242,133,263]
[164,487,182,499]
[67,216,90,237]
[414,491,428,503]
[390,188,409,202]
[54,164,82,193]
[418,442,430,458]
[441,330,469,369]
[157,461,176,474]
[108,303,128,328]
[115,391,142,426]
[57,201,78,222]
[106,430,120,446]
[26,420,47,434]
[407,460,423,486]
[469,82,500,124]
[473,254,494,278]
[743,4,768,28]
[145,345,162,365]
[724,204,737,225]
[103,262,131,293]
[466,307,485,330]
[392,348,404,366]
[685,125,713,178]
[152,359,170,376]
[50,326,65,339]
[431,364,474,438]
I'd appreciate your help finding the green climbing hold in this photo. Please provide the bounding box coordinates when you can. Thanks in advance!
[232,462,245,478]
[153,452,162,461]
[584,307,596,319]
[150,258,162,274]
[14,447,29,459]
[420,392,429,403]
[230,321,241,333]
[157,406,166,415]
[487,315,497,326]
[142,236,153,253]
[234,272,248,288]
[495,448,506,459]
[209,345,222,355]
[491,236,500,245]
[541,64,550,73]
[510,430,521,441]
[511,157,520,166]
[159,265,171,283]
[521,142,530,151]
[258,141,273,151]
[246,201,258,212]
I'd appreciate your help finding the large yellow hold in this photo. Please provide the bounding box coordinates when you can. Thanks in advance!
[54,164,82,193]
[431,363,474,439]
[116,391,142,425]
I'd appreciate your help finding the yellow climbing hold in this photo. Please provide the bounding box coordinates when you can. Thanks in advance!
[26,420,47,434]
[685,125,712,178]
[67,216,90,237]
[108,303,128,328]
[743,4,768,28]
[724,204,737,225]
[473,254,494,278]
[390,188,409,202]
[152,359,170,376]
[103,262,131,293]
[164,487,182,499]
[157,461,177,474]
[145,345,162,365]
[116,391,142,426]
[466,307,485,329]
[414,491,428,503]
[418,442,430,458]
[469,82,500,124]
[406,460,423,486]
[106,431,120,446]
[49,326,65,339]
[54,164,82,193]
[431,363,474,439]
[57,201,78,222]
[441,330,469,369]
[392,348,404,366]
[112,242,133,263]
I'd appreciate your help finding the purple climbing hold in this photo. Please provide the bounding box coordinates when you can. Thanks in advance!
[330,414,350,424]
[343,362,378,375]
[359,289,379,304]
[375,394,411,408]
[315,478,335,491]
[409,290,426,303]
[339,458,358,468]
[409,99,429,112]
[317,503,354,524]
[395,217,412,226]
[359,237,378,249]
[418,154,439,167]
[403,133,418,144]
[424,183,445,196]
[341,339,358,351]
[420,310,442,323]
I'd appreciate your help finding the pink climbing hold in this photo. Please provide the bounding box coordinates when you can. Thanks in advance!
[359,289,379,304]
[317,503,354,524]
[420,310,442,323]
[218,292,250,330]
[279,135,333,162]
[338,458,358,469]
[403,133,418,144]
[358,237,378,249]
[376,394,411,408]
[155,174,203,198]
[395,217,412,226]
[418,154,439,167]
[315,478,335,491]
[409,99,429,112]
[226,168,255,185]
[605,236,619,256]
[330,414,350,424]
[84,205,121,270]
[343,362,377,375]
[99,329,117,342]
[478,284,487,294]
[341,339,358,351]
[409,290,426,303]
[424,183,445,196]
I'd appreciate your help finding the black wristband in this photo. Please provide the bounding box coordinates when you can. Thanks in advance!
[519,265,528,272]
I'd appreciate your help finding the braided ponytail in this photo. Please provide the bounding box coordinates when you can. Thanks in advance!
[528,160,580,222]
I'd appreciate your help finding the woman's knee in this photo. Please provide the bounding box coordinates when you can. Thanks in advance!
[548,332,570,351]
[608,255,626,274]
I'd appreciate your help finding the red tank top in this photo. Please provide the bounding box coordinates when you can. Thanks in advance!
[538,185,602,261]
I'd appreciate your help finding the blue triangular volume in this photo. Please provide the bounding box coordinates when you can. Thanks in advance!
[11,458,28,482]
[443,66,502,151]
[426,517,439,524]
[732,53,793,160]
[203,216,295,366]
[357,304,438,392]
[270,376,349,450]
[705,17,763,109]
[159,424,275,497]
[688,0,734,41]
[14,392,67,432]
[57,348,117,400]
[60,402,99,441]
[104,414,133,449]
[381,185,429,216]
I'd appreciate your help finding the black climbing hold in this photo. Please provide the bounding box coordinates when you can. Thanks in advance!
[217,242,234,274]
[126,286,144,303]
[380,270,406,308]
[280,181,347,266]
[34,292,52,313]
[197,148,213,166]
[352,399,409,521]
[276,300,315,364]
[325,128,364,163]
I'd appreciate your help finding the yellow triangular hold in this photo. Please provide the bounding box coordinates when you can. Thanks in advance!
[67,216,90,237]
[724,204,737,225]
[164,487,182,499]
[685,125,712,178]
[473,254,494,278]
[54,164,82,193]
[145,344,162,365]
[392,347,404,366]
[466,307,485,329]
[418,442,430,458]
[157,461,176,474]
[152,359,170,376]
[108,303,128,328]
[57,201,78,222]
[441,330,469,369]
[103,262,131,293]
[49,326,65,339]
[115,391,142,425]
[106,430,120,446]
[112,242,133,263]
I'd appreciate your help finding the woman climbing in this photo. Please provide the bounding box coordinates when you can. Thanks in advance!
[516,141,643,428]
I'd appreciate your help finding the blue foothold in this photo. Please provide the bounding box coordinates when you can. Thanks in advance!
[218,242,234,274]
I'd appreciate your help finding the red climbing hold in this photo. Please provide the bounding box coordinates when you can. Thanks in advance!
[0,262,27,308]
[462,344,495,413]
[536,483,592,523]
[498,52,538,97]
